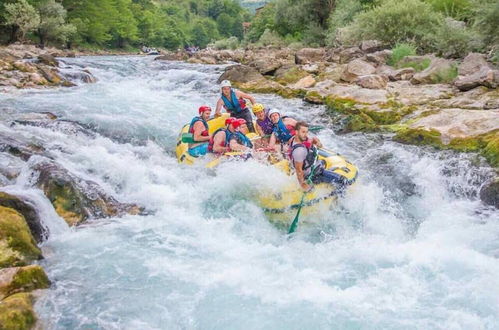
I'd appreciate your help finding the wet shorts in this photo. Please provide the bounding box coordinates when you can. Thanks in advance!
[188,143,208,157]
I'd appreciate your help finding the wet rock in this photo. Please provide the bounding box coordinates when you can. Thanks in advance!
[249,58,283,75]
[198,56,217,65]
[217,64,265,84]
[0,192,46,243]
[295,48,325,65]
[0,292,37,329]
[480,178,499,208]
[0,132,46,161]
[366,50,392,66]
[325,84,388,104]
[0,265,50,300]
[12,61,37,73]
[387,81,455,105]
[317,64,346,83]
[411,58,457,84]
[37,54,59,67]
[30,159,142,226]
[302,63,320,74]
[0,153,24,181]
[0,206,42,268]
[61,70,97,84]
[360,40,384,53]
[341,59,376,83]
[37,66,63,84]
[274,64,309,85]
[356,74,388,89]
[389,67,416,81]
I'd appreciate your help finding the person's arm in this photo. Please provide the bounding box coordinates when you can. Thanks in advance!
[229,138,250,152]
[256,123,264,137]
[213,132,229,153]
[312,136,323,148]
[236,90,256,105]
[284,117,298,128]
[192,122,210,142]
[294,161,311,191]
[268,133,277,148]
[215,99,223,117]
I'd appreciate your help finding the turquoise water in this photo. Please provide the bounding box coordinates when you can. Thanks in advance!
[1,56,498,329]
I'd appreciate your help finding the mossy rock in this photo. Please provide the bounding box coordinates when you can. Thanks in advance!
[275,66,309,85]
[364,109,401,125]
[0,207,42,268]
[448,137,483,152]
[0,293,36,330]
[393,128,442,147]
[304,91,324,104]
[276,88,306,99]
[344,113,378,133]
[482,133,499,167]
[324,96,359,115]
[0,266,50,300]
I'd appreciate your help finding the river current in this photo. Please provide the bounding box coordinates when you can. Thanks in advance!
[1,56,498,329]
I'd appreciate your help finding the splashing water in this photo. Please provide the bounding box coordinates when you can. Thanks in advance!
[1,56,498,329]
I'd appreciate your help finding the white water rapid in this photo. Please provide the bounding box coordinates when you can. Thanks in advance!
[1,56,498,329]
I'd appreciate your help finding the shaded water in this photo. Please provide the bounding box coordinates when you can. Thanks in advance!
[1,56,498,329]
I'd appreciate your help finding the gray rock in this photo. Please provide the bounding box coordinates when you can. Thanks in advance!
[454,67,499,91]
[411,58,456,84]
[356,74,388,89]
[389,67,416,81]
[360,40,384,53]
[458,53,490,76]
[37,54,59,67]
[217,65,265,84]
[338,46,363,64]
[295,48,325,65]
[480,179,499,209]
[341,59,376,83]
[366,50,393,66]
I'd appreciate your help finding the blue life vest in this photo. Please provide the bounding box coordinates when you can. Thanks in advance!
[208,128,228,152]
[221,89,245,114]
[272,118,294,143]
[226,131,253,148]
[188,116,209,142]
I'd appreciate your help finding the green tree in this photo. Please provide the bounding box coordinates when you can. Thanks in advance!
[190,17,219,48]
[109,0,138,48]
[3,0,40,42]
[36,0,75,48]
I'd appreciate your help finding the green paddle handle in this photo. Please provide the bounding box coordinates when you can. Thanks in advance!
[181,133,195,144]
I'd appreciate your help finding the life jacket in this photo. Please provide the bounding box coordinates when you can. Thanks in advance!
[188,116,209,141]
[289,137,317,173]
[221,89,246,114]
[226,130,253,149]
[208,128,228,152]
[256,110,274,135]
[272,118,295,143]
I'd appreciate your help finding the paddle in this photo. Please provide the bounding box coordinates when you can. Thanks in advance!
[288,192,307,234]
[309,125,325,132]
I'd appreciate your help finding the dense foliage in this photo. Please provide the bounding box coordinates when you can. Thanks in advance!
[247,0,498,58]
[0,0,248,49]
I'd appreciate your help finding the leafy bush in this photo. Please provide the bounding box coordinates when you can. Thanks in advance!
[388,43,417,66]
[399,58,431,71]
[339,0,443,52]
[430,64,458,83]
[472,0,499,49]
[4,0,40,41]
[213,36,239,50]
[326,0,364,46]
[245,3,276,42]
[429,17,481,58]
[425,0,472,20]
[257,28,285,47]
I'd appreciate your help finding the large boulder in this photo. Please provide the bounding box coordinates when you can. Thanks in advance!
[337,46,364,64]
[249,58,284,75]
[389,67,416,81]
[366,50,392,66]
[431,87,499,110]
[295,48,325,65]
[291,75,316,89]
[0,132,46,161]
[480,178,499,208]
[217,65,265,84]
[0,206,42,268]
[318,64,346,83]
[341,59,376,83]
[31,159,142,226]
[37,54,58,67]
[458,53,490,76]
[325,84,388,104]
[0,265,50,300]
[356,74,388,89]
[360,40,384,53]
[274,64,309,85]
[387,81,455,105]
[411,58,456,84]
[454,67,499,91]
[0,192,46,243]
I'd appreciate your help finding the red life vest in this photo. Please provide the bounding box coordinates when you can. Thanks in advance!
[208,128,228,153]
[189,117,209,138]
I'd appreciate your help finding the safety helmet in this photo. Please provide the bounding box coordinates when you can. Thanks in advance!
[225,117,236,126]
[267,108,280,119]
[252,103,265,114]
[198,105,211,114]
[220,80,231,88]
[231,119,245,129]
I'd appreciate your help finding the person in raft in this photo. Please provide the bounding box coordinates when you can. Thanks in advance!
[252,103,274,138]
[267,108,298,151]
[188,105,212,157]
[215,80,256,133]
[289,121,346,191]
[208,117,253,154]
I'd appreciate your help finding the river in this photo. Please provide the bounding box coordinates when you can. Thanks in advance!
[1,56,498,329]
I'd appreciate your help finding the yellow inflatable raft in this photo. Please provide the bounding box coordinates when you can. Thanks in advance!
[176,114,358,227]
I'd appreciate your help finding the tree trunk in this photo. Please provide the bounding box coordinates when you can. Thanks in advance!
[8,26,19,44]
[38,30,46,49]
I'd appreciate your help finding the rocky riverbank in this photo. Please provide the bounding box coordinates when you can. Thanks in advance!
[0,112,144,327]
